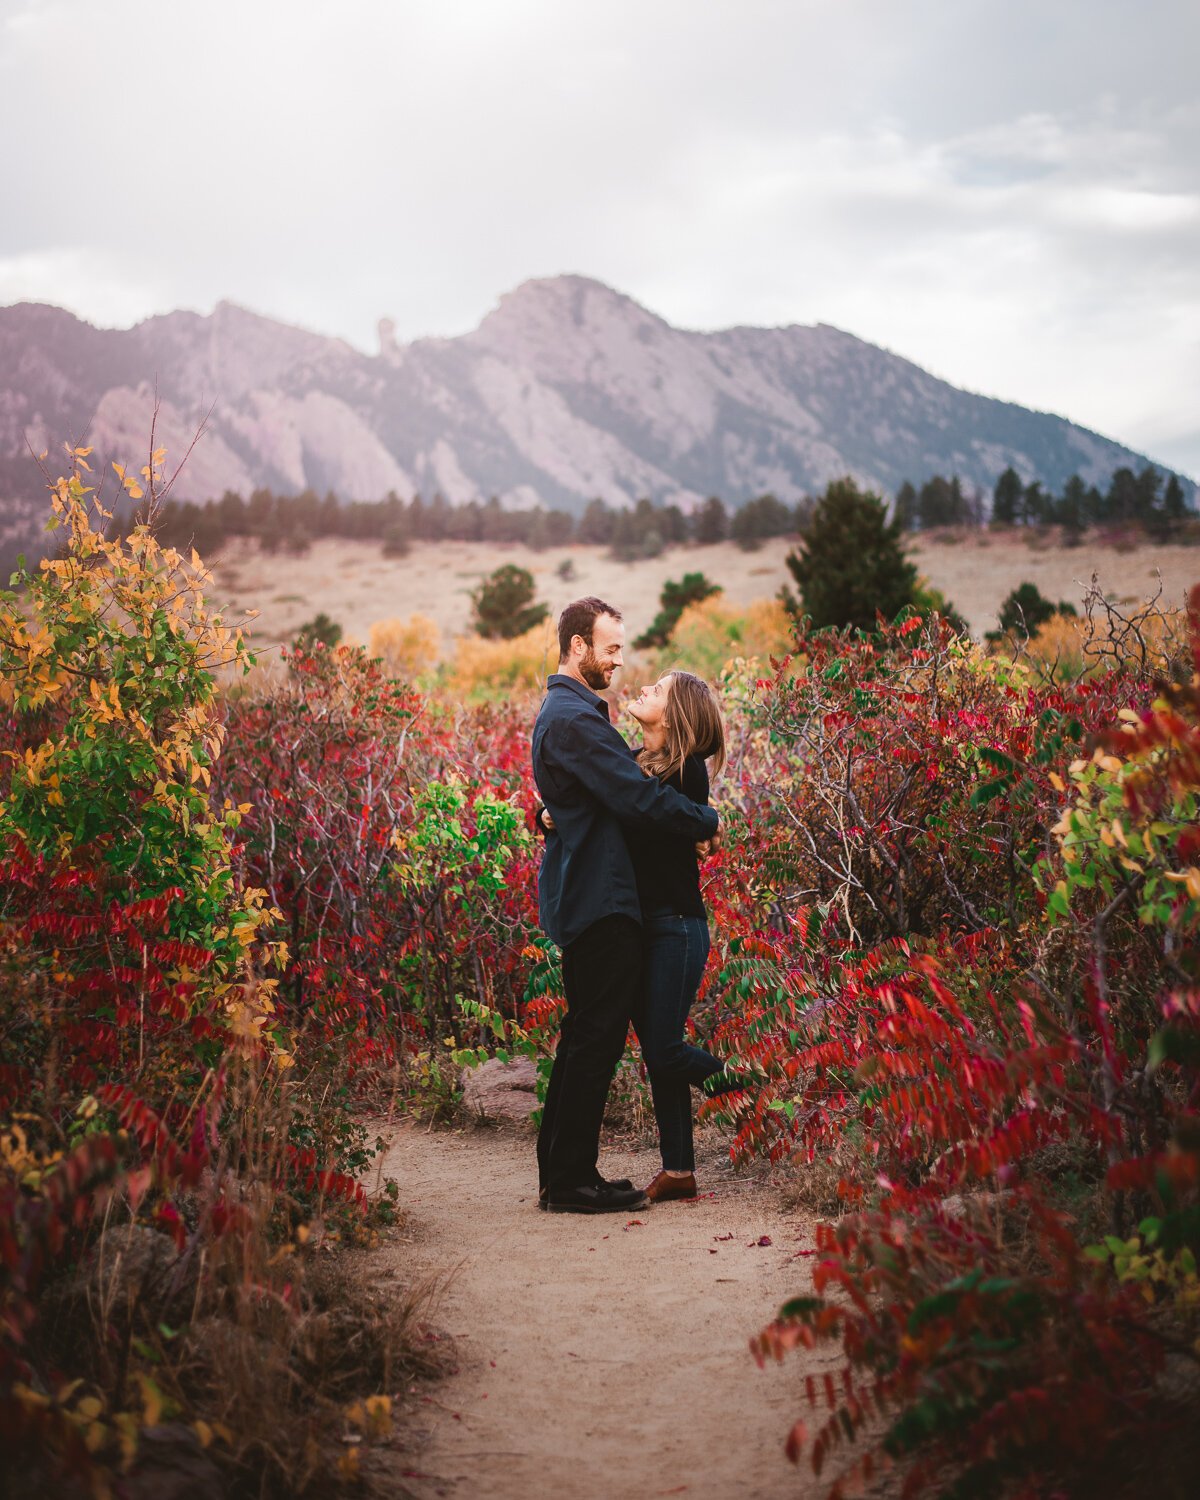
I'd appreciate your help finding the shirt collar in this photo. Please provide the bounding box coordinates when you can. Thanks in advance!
[547,672,611,719]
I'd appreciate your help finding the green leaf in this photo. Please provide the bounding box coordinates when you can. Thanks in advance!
[970,778,1011,808]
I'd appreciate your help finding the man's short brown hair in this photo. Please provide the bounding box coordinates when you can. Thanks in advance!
[557,597,622,660]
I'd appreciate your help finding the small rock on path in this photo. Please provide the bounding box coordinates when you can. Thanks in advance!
[376,1123,834,1500]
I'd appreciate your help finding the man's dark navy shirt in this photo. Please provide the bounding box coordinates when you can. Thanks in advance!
[531,673,719,949]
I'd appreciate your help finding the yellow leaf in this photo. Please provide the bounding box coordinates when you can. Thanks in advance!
[136,1372,164,1427]
[1048,772,1066,792]
[193,1419,214,1448]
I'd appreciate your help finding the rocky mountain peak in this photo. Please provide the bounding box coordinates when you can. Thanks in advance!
[0,276,1189,526]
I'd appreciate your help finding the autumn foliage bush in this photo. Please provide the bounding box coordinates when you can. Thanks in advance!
[0,455,436,1496]
[5,445,1196,1497]
[696,603,1200,1497]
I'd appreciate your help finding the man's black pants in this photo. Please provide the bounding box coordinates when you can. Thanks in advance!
[537,913,641,1194]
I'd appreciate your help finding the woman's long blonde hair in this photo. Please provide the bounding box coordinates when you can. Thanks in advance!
[639,671,727,782]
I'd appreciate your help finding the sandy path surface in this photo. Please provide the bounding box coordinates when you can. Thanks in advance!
[376,1123,831,1500]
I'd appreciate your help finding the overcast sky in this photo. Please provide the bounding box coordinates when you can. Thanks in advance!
[2,0,1197,476]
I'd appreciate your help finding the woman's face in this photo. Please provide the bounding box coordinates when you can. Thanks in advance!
[628,674,674,731]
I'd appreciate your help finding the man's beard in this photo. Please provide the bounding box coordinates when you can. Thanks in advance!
[579,648,612,691]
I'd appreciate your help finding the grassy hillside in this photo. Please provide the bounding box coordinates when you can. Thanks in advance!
[205,530,1200,660]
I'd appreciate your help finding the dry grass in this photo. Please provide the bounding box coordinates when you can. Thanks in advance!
[13,1052,446,1500]
[203,530,1200,665]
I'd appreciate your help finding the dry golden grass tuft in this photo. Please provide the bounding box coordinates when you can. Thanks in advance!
[445,617,560,699]
[368,614,440,681]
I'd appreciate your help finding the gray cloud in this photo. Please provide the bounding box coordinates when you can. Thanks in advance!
[1,0,1197,475]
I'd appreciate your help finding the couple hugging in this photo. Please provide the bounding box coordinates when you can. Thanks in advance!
[533,595,744,1215]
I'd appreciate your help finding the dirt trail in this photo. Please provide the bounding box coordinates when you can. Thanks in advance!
[375,1122,833,1500]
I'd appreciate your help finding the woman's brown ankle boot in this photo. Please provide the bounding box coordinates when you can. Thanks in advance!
[644,1170,697,1203]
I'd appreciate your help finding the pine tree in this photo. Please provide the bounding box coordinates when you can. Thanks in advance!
[989,582,1076,640]
[917,474,968,529]
[992,467,1023,526]
[579,498,616,545]
[1058,475,1087,545]
[782,479,917,632]
[470,564,548,640]
[893,481,919,531]
[1164,474,1188,527]
[633,572,722,650]
[694,496,728,544]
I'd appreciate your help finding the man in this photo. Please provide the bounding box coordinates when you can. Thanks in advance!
[532,596,719,1214]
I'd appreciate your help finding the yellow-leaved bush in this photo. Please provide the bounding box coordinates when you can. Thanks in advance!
[368,612,441,680]
[657,595,793,679]
[445,616,559,698]
[0,449,286,1053]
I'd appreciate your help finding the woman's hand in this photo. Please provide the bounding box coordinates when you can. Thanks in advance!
[541,807,557,832]
[695,829,722,858]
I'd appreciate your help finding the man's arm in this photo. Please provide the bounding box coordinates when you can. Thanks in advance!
[550,713,718,840]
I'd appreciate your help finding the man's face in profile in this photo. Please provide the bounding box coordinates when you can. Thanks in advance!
[577,613,624,691]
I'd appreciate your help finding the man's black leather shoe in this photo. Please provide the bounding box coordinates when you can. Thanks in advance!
[538,1172,634,1210]
[547,1182,649,1214]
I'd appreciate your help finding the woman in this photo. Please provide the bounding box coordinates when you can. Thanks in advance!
[623,671,741,1204]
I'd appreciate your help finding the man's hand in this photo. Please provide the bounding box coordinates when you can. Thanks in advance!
[541,807,557,833]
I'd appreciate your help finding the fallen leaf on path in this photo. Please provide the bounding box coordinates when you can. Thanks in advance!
[747,1235,773,1247]
[714,1232,734,1241]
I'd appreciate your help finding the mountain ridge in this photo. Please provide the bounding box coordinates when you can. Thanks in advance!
[0,275,1190,520]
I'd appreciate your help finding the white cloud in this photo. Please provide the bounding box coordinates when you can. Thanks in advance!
[0,0,1197,475]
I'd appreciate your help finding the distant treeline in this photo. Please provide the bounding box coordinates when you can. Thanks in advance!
[894,464,1192,539]
[150,461,1192,562]
[3,460,1192,584]
[151,489,799,560]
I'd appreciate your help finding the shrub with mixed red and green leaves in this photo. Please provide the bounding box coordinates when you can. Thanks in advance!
[0,457,419,1496]
[696,604,1200,1497]
[214,649,547,1117]
[6,446,1195,1497]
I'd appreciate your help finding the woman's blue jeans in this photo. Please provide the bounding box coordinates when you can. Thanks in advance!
[631,913,724,1172]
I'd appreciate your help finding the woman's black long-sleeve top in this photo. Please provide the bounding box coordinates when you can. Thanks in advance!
[622,753,709,919]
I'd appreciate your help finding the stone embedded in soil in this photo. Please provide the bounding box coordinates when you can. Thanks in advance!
[459,1056,539,1122]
